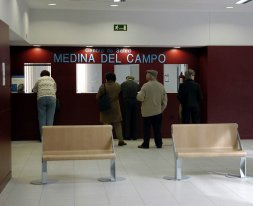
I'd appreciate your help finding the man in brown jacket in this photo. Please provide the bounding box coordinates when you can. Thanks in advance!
[96,72,127,146]
[137,70,167,149]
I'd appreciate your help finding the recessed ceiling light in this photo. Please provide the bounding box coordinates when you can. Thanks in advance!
[236,0,252,4]
[48,3,56,6]
[226,6,234,9]
[174,46,181,49]
[110,4,119,7]
[86,46,93,48]
[33,45,41,47]
[114,0,121,2]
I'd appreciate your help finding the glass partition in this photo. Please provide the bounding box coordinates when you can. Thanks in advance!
[24,63,51,93]
[163,64,188,93]
[76,63,102,93]
[114,64,139,84]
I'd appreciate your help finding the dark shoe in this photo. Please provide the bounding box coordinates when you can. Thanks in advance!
[156,146,162,149]
[118,140,127,146]
[138,145,149,149]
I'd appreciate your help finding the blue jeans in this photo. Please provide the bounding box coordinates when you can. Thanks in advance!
[37,96,56,137]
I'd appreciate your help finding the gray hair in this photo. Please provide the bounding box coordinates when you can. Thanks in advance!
[185,69,195,80]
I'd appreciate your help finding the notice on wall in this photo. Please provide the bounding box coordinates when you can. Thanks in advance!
[163,64,178,93]
[2,62,5,86]
[11,76,24,93]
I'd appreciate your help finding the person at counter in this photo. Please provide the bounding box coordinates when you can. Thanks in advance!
[121,76,140,140]
[96,72,127,146]
[177,69,203,124]
[137,70,167,149]
[33,70,57,141]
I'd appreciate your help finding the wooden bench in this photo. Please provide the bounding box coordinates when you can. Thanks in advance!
[171,123,247,180]
[39,125,116,184]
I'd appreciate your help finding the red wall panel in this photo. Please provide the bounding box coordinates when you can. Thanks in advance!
[11,46,201,140]
[207,46,253,139]
[0,21,11,193]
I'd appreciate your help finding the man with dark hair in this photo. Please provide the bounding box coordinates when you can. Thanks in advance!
[121,76,140,140]
[177,69,203,124]
[137,70,167,149]
[96,72,127,146]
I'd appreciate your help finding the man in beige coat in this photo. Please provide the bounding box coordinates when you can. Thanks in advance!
[96,72,127,146]
[137,70,167,149]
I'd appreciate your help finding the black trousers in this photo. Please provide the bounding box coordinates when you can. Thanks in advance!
[123,99,138,139]
[142,113,163,147]
[182,107,200,124]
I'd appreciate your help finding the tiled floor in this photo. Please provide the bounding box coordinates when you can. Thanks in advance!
[1,139,253,206]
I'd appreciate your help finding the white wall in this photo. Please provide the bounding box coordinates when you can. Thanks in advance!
[0,0,30,42]
[29,9,253,46]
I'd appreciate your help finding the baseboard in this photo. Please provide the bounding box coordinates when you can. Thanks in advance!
[0,171,12,193]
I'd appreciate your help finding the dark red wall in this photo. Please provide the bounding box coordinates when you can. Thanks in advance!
[207,46,253,139]
[0,21,11,193]
[11,46,201,140]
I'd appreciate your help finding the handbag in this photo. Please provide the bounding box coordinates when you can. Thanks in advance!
[98,84,111,112]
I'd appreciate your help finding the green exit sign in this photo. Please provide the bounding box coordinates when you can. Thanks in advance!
[114,24,127,31]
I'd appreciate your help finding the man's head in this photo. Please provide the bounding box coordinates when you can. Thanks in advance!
[126,75,135,80]
[185,69,195,80]
[146,70,158,81]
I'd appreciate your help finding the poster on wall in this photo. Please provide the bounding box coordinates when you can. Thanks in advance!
[11,76,25,93]
[163,64,178,93]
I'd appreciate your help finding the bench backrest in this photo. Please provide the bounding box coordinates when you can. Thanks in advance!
[42,125,114,152]
[172,123,242,151]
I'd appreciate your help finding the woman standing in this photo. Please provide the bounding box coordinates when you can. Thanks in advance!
[96,72,127,146]
[33,70,57,140]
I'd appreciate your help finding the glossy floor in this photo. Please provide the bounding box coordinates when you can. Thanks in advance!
[1,139,253,206]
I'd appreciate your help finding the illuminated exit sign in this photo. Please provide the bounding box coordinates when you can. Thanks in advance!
[114,24,127,31]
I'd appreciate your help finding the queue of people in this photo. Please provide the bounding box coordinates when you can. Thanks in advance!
[33,68,202,147]
[96,68,202,149]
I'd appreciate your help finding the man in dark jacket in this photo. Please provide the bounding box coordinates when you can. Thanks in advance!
[177,69,203,124]
[121,76,140,140]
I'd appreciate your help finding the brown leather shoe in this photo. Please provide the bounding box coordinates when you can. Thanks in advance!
[118,140,127,146]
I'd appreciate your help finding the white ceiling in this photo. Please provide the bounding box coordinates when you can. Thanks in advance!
[24,0,253,12]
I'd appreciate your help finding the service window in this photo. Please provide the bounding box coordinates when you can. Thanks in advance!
[76,63,102,93]
[24,63,51,93]
[114,64,139,84]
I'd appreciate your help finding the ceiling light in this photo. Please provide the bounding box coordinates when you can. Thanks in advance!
[174,46,181,49]
[226,6,234,9]
[33,45,41,47]
[48,3,56,6]
[236,0,252,4]
[114,0,121,2]
[123,46,130,48]
[110,4,119,7]
[86,46,93,48]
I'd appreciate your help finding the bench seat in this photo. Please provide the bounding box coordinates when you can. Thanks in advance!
[38,125,117,184]
[176,149,246,158]
[43,150,116,161]
[171,123,247,180]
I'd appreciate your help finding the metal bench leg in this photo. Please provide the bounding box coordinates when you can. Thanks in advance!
[42,160,48,184]
[98,159,125,182]
[175,157,182,180]
[240,157,246,178]
[110,159,116,182]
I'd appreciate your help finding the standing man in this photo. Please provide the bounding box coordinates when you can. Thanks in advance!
[137,70,167,149]
[121,76,140,140]
[177,69,203,124]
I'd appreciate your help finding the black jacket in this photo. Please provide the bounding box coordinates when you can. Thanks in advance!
[177,79,203,109]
